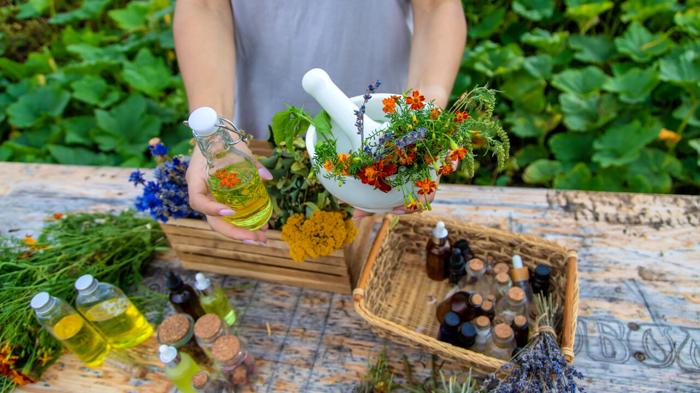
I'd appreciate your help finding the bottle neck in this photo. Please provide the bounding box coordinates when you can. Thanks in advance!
[195,127,235,166]
[165,353,181,368]
[476,326,491,337]
[493,334,513,348]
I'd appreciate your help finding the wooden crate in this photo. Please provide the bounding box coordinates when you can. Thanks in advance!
[161,218,353,294]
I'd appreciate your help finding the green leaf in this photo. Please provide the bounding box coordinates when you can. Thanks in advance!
[689,139,700,166]
[564,0,615,32]
[506,110,561,138]
[271,107,311,150]
[468,42,524,77]
[16,0,50,19]
[121,48,172,97]
[627,148,682,193]
[7,85,71,128]
[70,75,121,108]
[501,72,546,113]
[0,93,10,123]
[568,34,616,63]
[548,132,595,162]
[552,66,608,96]
[94,95,161,154]
[0,145,11,161]
[523,159,562,184]
[67,43,126,65]
[523,54,553,79]
[0,50,54,80]
[108,1,151,32]
[47,145,111,166]
[621,0,679,23]
[592,120,658,167]
[515,144,550,167]
[672,96,700,127]
[521,29,569,53]
[559,93,618,131]
[591,167,627,191]
[50,0,112,25]
[513,0,555,21]
[603,66,659,103]
[553,162,593,189]
[675,7,700,36]
[615,21,673,63]
[468,8,505,39]
[659,49,700,85]
[311,110,332,140]
[62,116,97,146]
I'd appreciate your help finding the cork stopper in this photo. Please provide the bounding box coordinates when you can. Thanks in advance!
[469,293,483,307]
[191,371,209,389]
[513,315,527,328]
[194,314,223,340]
[495,272,510,285]
[508,287,526,302]
[492,262,509,275]
[481,300,493,312]
[467,258,484,272]
[158,314,192,344]
[231,366,248,384]
[486,294,496,303]
[474,316,490,329]
[212,335,241,363]
[494,323,514,340]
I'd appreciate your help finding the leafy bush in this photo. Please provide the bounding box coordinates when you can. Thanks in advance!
[451,0,700,194]
[2,0,698,194]
[0,0,189,167]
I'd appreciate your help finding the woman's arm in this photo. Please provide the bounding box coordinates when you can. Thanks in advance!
[408,0,467,108]
[174,0,271,243]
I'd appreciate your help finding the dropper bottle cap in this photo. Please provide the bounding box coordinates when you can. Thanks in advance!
[511,255,529,282]
[194,273,211,291]
[432,221,448,239]
[159,344,178,365]
[512,255,524,269]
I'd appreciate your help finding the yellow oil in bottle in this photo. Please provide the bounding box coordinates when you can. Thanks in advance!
[83,298,153,349]
[201,287,237,326]
[209,161,272,231]
[52,314,110,368]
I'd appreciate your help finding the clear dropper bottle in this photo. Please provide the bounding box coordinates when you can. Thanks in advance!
[195,273,237,326]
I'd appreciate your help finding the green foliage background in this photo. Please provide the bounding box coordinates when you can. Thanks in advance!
[1,0,699,194]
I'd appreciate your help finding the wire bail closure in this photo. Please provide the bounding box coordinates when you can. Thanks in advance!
[183,117,251,144]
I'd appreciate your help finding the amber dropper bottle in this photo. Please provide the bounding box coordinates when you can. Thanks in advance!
[167,272,206,319]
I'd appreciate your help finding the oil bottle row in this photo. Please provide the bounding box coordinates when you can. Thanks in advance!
[426,221,552,360]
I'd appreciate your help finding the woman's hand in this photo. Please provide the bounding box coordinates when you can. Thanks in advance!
[186,143,273,243]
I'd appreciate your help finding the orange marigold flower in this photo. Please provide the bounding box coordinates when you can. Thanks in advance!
[449,147,467,162]
[382,97,397,113]
[219,172,241,188]
[323,160,333,172]
[405,90,426,110]
[362,166,379,182]
[22,235,36,247]
[337,153,350,163]
[424,154,434,164]
[53,212,64,220]
[430,108,441,120]
[405,194,420,211]
[416,178,437,195]
[438,163,454,175]
[658,128,681,143]
[454,111,470,123]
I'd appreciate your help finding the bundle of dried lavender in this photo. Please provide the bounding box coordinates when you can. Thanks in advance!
[484,294,585,393]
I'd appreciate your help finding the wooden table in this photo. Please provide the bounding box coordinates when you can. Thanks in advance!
[1,163,699,392]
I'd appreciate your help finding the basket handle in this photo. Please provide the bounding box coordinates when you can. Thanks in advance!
[560,250,579,363]
[353,214,394,302]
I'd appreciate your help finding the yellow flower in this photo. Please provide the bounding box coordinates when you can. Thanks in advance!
[281,211,357,262]
[658,128,681,143]
[22,235,36,247]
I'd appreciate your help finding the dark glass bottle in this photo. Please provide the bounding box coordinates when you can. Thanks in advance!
[453,239,474,262]
[438,312,461,345]
[167,272,206,319]
[426,221,451,281]
[512,314,529,350]
[457,322,477,349]
[531,264,552,296]
[447,248,466,285]
[450,292,469,320]
[463,293,483,322]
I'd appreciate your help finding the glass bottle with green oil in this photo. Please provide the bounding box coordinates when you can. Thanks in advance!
[195,273,237,326]
[186,107,272,231]
[159,345,202,393]
[30,292,110,368]
[74,274,153,349]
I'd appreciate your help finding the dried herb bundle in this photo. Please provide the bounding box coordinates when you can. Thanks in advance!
[0,211,167,392]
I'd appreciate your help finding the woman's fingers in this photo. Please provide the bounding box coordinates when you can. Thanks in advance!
[207,216,268,243]
[187,176,234,216]
[253,160,274,180]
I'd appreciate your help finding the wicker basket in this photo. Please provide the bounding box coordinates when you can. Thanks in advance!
[352,214,579,373]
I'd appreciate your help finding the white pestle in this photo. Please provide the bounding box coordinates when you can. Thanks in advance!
[302,68,386,150]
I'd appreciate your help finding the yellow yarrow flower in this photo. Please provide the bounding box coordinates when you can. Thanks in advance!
[281,211,357,262]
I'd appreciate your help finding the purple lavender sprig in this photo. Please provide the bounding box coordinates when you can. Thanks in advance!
[354,80,381,148]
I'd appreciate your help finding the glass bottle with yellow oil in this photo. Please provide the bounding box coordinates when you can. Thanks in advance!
[30,292,110,368]
[74,274,153,349]
[186,107,272,230]
[195,273,237,326]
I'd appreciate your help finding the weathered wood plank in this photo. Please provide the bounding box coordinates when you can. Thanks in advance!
[2,163,699,393]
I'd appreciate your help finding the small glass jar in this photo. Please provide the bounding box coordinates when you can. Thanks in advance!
[471,316,492,354]
[194,314,228,355]
[212,335,256,387]
[478,299,495,321]
[191,370,233,393]
[460,258,489,296]
[495,287,528,325]
[158,313,210,367]
[485,323,516,361]
[491,272,512,302]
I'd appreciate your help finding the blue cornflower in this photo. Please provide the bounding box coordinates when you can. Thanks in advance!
[128,170,146,186]
[149,143,169,157]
